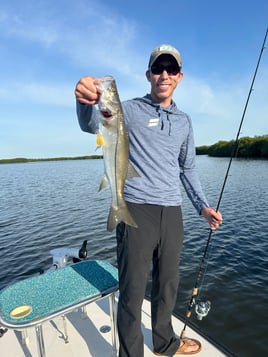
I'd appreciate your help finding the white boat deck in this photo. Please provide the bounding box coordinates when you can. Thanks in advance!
[0,297,229,357]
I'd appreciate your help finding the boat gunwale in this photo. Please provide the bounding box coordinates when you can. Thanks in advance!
[144,295,236,357]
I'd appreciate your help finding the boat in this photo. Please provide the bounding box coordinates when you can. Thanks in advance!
[0,241,233,357]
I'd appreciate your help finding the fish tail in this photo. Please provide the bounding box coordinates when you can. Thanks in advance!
[107,205,138,232]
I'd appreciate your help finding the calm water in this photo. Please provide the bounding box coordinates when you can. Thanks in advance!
[0,157,267,356]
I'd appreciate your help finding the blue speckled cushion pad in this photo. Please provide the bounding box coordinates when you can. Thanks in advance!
[0,260,118,325]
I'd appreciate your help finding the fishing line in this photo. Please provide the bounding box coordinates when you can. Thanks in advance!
[180,28,268,338]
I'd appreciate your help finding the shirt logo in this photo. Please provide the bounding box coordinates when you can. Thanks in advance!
[148,118,159,127]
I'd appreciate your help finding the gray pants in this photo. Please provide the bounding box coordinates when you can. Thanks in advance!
[116,203,184,357]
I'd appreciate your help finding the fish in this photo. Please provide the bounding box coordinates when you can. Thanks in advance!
[96,75,140,232]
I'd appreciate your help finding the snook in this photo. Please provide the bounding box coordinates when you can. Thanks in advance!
[97,76,139,232]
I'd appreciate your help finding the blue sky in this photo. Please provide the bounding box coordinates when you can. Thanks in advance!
[0,0,267,159]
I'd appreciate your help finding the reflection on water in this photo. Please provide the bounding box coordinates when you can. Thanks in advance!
[0,157,267,356]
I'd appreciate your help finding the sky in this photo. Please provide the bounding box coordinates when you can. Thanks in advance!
[0,0,267,159]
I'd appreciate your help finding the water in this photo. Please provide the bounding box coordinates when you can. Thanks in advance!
[0,157,267,356]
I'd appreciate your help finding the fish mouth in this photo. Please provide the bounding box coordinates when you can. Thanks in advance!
[101,110,113,119]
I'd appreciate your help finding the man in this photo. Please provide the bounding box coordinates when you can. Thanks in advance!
[75,44,223,356]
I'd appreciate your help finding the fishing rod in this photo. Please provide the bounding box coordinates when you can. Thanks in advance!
[180,28,268,338]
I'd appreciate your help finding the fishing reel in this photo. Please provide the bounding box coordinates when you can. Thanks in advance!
[195,300,211,320]
[180,297,211,339]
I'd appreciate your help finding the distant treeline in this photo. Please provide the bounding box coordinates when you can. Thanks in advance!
[1,135,268,163]
[0,155,103,164]
[196,135,268,159]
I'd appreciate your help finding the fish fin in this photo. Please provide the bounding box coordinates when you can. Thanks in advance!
[95,130,105,151]
[98,175,109,191]
[127,162,140,179]
[96,130,105,147]
[107,205,138,232]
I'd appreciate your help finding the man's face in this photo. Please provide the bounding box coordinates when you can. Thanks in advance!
[146,54,183,107]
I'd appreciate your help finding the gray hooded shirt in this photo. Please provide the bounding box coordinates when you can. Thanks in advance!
[77,94,209,214]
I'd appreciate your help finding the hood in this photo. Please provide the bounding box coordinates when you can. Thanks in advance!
[131,94,183,136]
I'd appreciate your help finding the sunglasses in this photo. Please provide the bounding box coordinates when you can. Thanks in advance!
[150,64,181,76]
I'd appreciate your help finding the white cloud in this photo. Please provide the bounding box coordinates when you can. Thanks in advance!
[0,81,75,107]
[175,70,268,145]
[0,7,58,47]
[0,1,141,74]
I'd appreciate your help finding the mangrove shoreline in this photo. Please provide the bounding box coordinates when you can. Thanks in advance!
[1,135,267,164]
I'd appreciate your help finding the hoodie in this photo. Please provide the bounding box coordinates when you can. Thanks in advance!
[76,94,209,214]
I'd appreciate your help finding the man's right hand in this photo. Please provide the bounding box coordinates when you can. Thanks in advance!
[74,76,100,105]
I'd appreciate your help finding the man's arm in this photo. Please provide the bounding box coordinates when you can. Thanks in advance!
[179,119,222,230]
[75,76,101,134]
[76,102,99,134]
